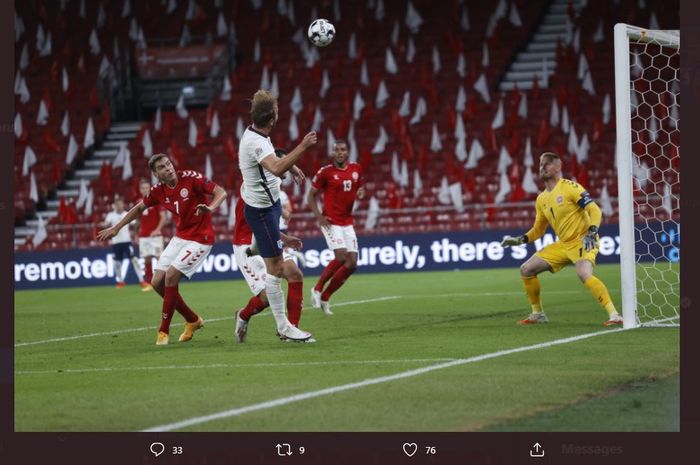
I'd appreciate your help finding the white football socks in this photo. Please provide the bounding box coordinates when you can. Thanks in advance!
[130,257,145,282]
[114,259,123,283]
[265,273,290,332]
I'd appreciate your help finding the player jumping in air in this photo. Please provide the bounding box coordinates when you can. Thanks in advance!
[98,154,227,345]
[238,89,317,342]
[232,190,311,343]
[501,152,623,326]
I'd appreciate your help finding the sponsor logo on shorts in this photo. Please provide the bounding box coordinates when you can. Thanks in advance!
[277,240,284,249]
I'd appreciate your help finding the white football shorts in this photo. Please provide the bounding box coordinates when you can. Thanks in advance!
[155,236,212,278]
[139,236,164,258]
[321,224,358,253]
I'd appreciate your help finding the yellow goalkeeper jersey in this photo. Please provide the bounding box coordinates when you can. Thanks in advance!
[526,178,601,245]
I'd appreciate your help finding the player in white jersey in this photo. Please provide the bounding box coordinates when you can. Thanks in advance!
[102,198,148,290]
[238,89,317,342]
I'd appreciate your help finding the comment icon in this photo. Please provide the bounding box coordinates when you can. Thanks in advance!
[150,442,165,457]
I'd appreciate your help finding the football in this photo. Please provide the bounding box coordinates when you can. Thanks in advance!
[307,18,335,47]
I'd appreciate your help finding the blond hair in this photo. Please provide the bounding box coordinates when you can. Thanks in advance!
[250,90,277,127]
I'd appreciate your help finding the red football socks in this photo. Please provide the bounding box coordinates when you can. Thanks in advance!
[159,286,179,333]
[314,258,343,292]
[144,260,153,284]
[175,295,199,323]
[287,281,303,326]
[321,266,356,301]
[240,295,268,321]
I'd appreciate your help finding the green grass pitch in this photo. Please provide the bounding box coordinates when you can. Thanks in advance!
[14,264,679,431]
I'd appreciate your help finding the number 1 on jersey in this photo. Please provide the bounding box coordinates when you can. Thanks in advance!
[174,200,179,215]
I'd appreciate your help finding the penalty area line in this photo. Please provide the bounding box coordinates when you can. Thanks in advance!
[141,327,629,432]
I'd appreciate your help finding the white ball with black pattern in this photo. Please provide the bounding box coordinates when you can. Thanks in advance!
[307,19,336,47]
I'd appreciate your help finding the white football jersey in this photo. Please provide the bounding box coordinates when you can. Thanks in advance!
[238,126,280,208]
[105,211,131,244]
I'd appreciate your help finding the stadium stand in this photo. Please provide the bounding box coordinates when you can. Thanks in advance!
[14,0,679,251]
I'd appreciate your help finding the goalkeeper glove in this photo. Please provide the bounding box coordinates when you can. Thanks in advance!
[582,226,599,251]
[501,235,527,248]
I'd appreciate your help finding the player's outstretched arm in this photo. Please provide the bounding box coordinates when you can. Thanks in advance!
[97,202,147,241]
[261,132,317,177]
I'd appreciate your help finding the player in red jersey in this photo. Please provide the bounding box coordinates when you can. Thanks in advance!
[98,154,227,346]
[231,189,309,342]
[307,140,365,315]
[137,178,167,291]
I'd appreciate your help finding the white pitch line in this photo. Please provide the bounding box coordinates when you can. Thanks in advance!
[14,296,401,348]
[142,327,628,432]
[16,358,455,375]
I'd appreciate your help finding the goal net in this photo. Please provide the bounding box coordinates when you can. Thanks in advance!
[614,24,680,328]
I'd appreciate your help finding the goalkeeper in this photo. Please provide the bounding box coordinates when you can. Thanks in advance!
[501,152,622,326]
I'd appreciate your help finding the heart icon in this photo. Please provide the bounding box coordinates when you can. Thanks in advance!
[402,443,418,457]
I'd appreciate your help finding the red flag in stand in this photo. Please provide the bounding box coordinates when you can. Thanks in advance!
[100,162,113,196]
[163,112,173,138]
[62,41,72,60]
[446,109,456,131]
[359,147,372,172]
[42,87,54,112]
[486,194,496,223]
[531,76,540,99]
[50,61,60,82]
[342,88,351,113]
[77,54,86,74]
[464,99,477,120]
[464,171,476,194]
[43,128,62,152]
[402,134,414,162]
[58,197,68,222]
[169,140,184,168]
[508,129,521,156]
[577,162,589,187]
[224,136,237,161]
[488,127,498,153]
[102,101,111,129]
[335,114,350,139]
[418,144,428,172]
[555,40,564,64]
[89,85,100,109]
[205,104,213,128]
[53,160,63,185]
[591,117,602,142]
[537,119,549,146]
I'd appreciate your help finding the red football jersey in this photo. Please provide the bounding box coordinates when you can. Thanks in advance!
[311,163,363,226]
[232,188,254,245]
[143,170,217,245]
[138,204,163,238]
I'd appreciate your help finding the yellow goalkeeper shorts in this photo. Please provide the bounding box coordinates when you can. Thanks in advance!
[535,239,598,273]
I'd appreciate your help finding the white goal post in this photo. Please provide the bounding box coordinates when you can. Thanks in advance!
[614,24,680,329]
